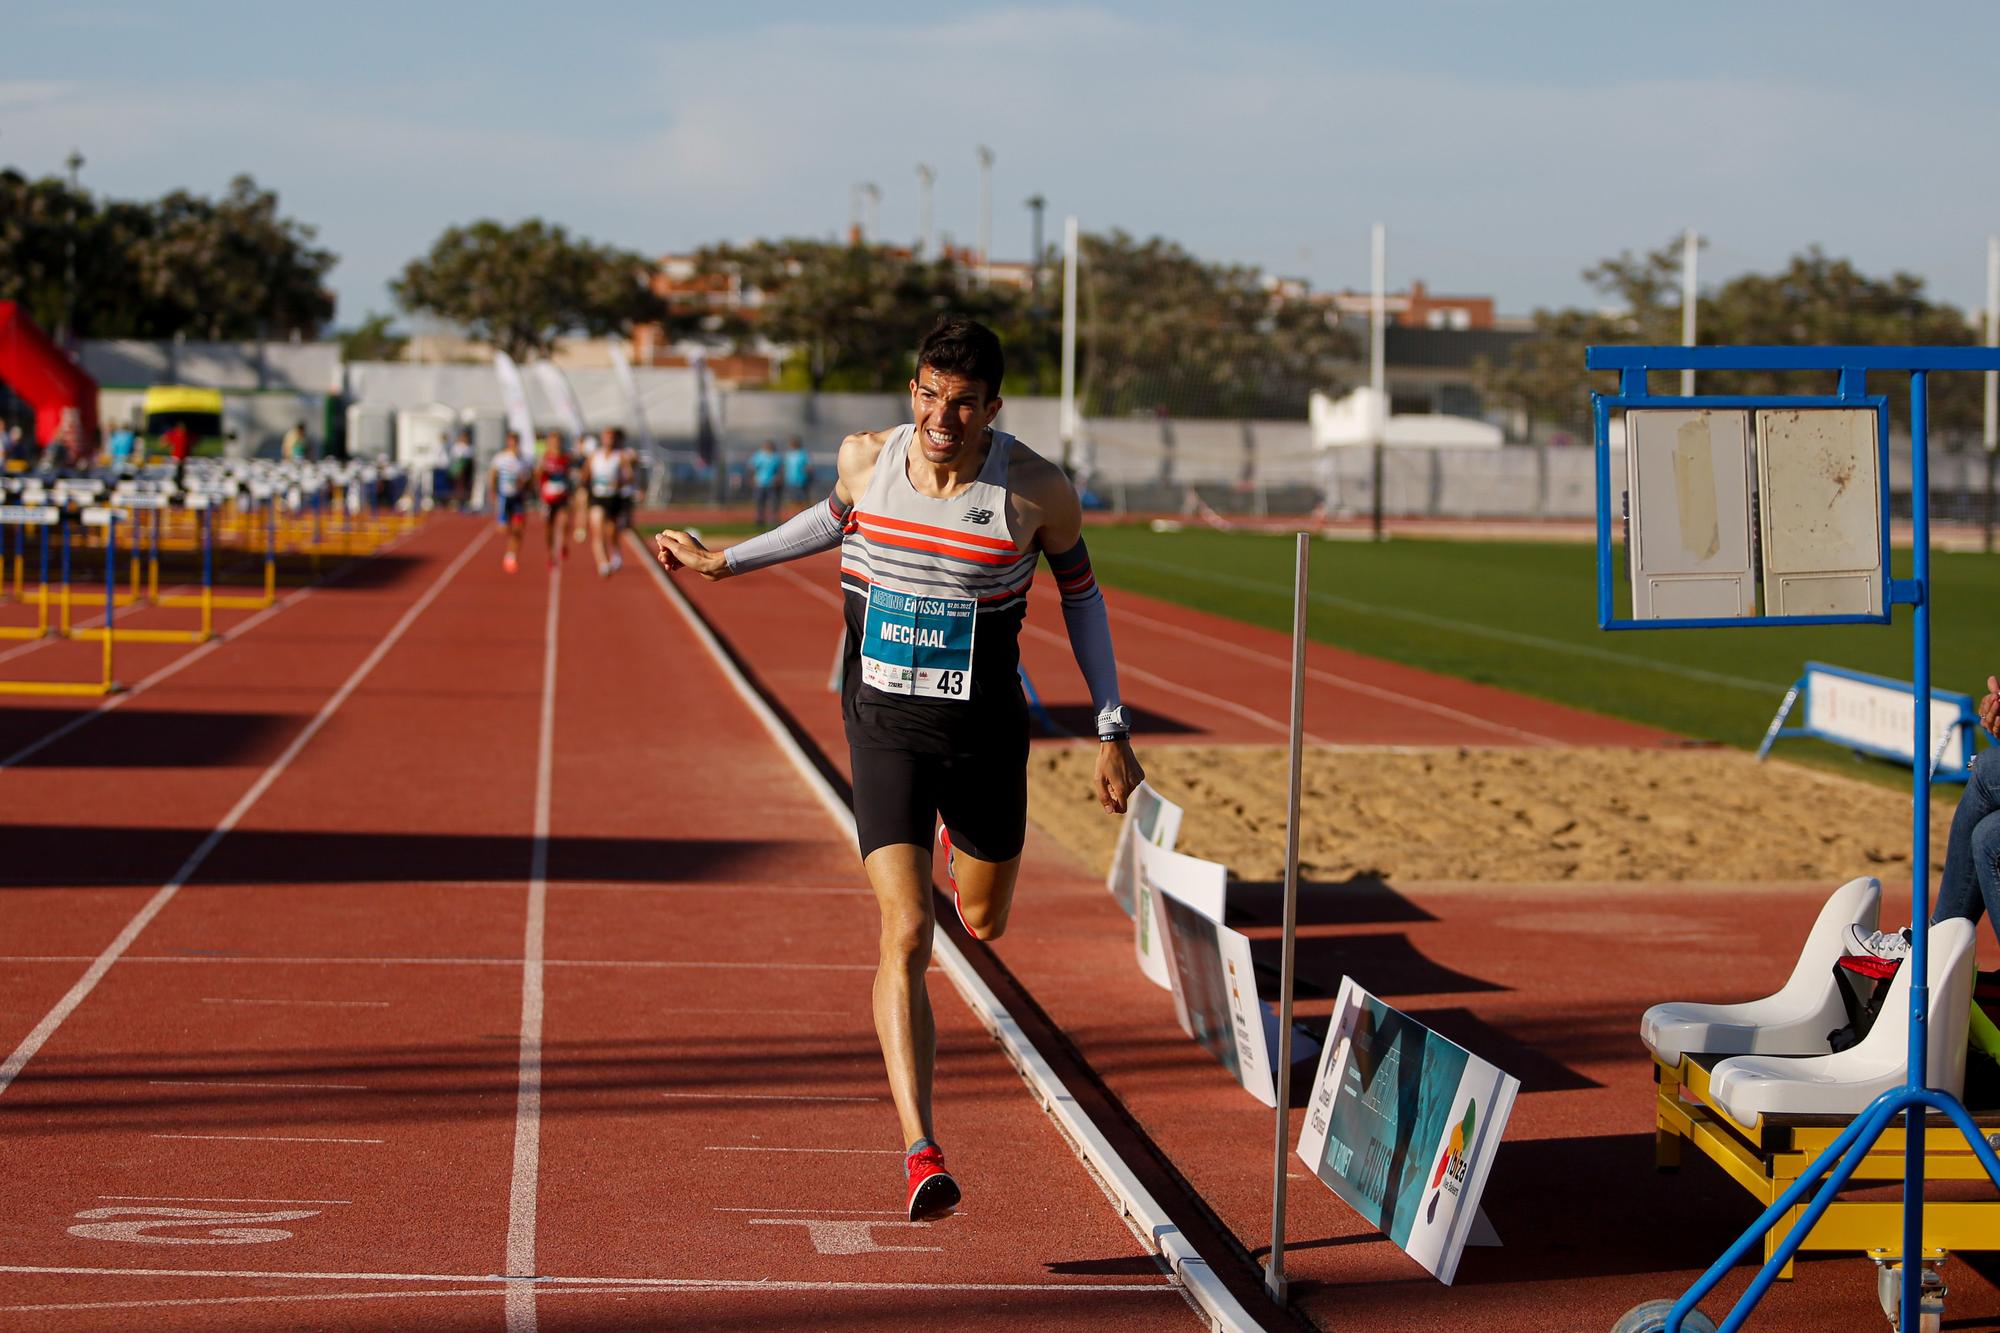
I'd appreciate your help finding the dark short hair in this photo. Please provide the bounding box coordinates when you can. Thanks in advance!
[916,315,1003,399]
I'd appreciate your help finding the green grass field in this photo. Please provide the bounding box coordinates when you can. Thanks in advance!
[643,518,2000,784]
[1081,526,2000,783]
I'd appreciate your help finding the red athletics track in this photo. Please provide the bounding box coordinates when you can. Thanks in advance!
[670,542,2000,1332]
[0,513,1197,1331]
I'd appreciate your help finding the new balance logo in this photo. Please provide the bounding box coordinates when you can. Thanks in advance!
[965,508,995,525]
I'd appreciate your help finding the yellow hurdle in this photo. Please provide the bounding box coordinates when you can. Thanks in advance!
[0,505,119,697]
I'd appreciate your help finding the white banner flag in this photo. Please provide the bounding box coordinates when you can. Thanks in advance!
[492,352,537,453]
[608,346,656,454]
[530,361,588,441]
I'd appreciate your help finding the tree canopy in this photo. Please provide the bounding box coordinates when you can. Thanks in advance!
[0,170,334,341]
[690,231,1351,416]
[393,219,666,362]
[1484,239,1983,435]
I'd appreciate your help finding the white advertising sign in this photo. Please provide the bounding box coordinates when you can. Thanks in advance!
[1131,836,1224,992]
[1804,667,1969,772]
[1297,978,1518,1285]
[1107,782,1185,919]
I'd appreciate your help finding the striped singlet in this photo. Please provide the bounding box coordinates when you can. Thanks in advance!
[840,425,1038,754]
[492,450,527,497]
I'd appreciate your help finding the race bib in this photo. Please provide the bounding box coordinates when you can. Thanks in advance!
[860,586,976,700]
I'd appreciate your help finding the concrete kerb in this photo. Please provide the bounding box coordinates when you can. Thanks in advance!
[628,531,1257,1333]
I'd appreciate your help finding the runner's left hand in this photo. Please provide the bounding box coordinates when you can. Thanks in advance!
[1094,737,1145,814]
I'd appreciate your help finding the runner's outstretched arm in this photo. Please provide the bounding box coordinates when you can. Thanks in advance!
[655,491,850,580]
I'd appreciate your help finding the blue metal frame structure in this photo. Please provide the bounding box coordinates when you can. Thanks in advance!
[1755,661,1983,783]
[1587,346,2000,1333]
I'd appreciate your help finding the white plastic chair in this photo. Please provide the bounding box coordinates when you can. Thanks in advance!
[1707,918,1977,1130]
[1640,876,1881,1066]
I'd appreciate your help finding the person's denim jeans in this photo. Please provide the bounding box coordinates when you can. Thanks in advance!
[1933,748,2000,944]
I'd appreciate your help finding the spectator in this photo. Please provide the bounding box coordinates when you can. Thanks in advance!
[281,420,309,462]
[108,421,138,475]
[449,429,476,509]
[164,420,192,488]
[782,435,813,509]
[751,439,783,527]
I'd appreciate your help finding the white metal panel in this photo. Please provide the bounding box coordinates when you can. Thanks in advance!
[1756,409,1882,617]
[1625,409,1755,619]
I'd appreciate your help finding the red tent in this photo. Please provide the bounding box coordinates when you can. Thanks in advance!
[0,302,100,454]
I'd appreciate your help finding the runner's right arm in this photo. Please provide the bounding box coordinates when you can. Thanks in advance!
[655,431,884,581]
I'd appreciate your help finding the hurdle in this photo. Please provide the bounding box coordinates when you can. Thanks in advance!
[1594,345,2000,1333]
[0,505,121,696]
[71,497,216,644]
[0,504,59,639]
[158,490,274,612]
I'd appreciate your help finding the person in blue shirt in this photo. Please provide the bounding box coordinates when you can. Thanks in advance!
[782,436,813,509]
[107,422,138,475]
[751,440,783,527]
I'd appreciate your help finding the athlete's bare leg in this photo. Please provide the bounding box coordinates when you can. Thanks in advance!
[589,506,613,571]
[938,840,1022,941]
[863,842,938,1148]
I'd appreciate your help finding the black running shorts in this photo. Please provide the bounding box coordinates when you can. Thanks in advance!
[850,742,1029,863]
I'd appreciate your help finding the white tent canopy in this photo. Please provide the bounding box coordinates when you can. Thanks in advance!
[1309,386,1503,450]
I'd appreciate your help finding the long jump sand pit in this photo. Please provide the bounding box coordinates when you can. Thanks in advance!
[1028,744,1951,887]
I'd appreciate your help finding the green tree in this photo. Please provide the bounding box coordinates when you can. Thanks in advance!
[394,219,665,361]
[336,312,409,363]
[0,169,334,341]
[1484,239,1981,435]
[1078,230,1355,419]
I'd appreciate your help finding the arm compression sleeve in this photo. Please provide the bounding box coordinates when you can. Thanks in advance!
[723,492,852,574]
[1045,537,1126,735]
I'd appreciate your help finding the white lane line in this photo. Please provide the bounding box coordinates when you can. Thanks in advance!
[1021,619,1332,743]
[505,567,559,1333]
[712,1206,911,1216]
[200,997,391,1008]
[147,1080,369,1091]
[151,1134,383,1145]
[661,1091,882,1103]
[1063,590,1570,746]
[0,954,876,972]
[704,1145,904,1155]
[0,521,431,772]
[0,1262,1176,1294]
[1102,549,1775,693]
[0,524,493,1102]
[100,1195,352,1205]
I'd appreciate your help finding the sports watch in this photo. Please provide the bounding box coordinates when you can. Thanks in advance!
[1097,705,1133,744]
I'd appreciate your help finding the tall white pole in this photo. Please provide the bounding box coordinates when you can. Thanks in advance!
[1369,223,1386,407]
[1061,215,1080,471]
[916,165,935,257]
[1263,531,1309,1306]
[1681,228,1698,397]
[1370,223,1387,542]
[861,183,880,244]
[1985,235,1998,452]
[977,145,995,283]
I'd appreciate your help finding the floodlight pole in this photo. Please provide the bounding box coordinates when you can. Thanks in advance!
[977,145,995,284]
[1060,216,1079,474]
[1370,223,1386,543]
[916,165,935,257]
[1680,229,1698,397]
[1264,531,1309,1306]
[1983,236,1997,553]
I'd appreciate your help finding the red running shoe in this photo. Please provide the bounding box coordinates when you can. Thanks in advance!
[905,1143,960,1220]
[937,825,975,937]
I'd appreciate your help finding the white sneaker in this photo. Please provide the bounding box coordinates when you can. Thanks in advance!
[610,552,623,572]
[1846,924,1912,960]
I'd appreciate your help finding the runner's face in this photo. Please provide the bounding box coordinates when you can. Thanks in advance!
[910,367,1001,465]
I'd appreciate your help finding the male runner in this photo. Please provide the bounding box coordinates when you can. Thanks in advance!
[489,431,530,573]
[585,429,631,576]
[534,431,576,567]
[654,315,1143,1220]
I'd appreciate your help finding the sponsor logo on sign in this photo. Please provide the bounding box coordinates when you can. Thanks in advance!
[965,507,994,525]
[1423,1099,1477,1222]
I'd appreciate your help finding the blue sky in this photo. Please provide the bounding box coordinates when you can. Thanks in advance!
[7,1,2000,328]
